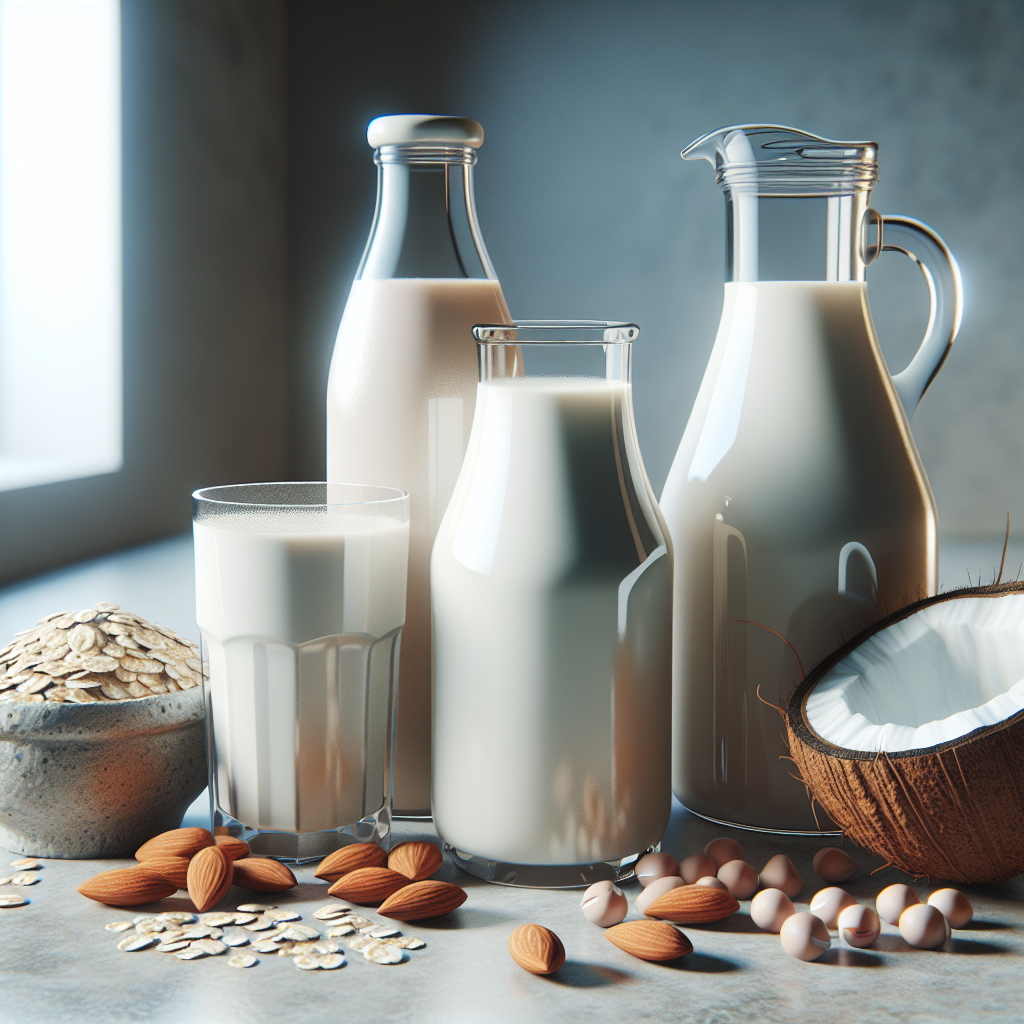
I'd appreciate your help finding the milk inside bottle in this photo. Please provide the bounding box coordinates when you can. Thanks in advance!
[661,126,962,832]
[193,482,409,859]
[432,323,673,886]
[327,115,510,816]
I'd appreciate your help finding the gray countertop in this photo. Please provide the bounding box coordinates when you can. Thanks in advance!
[2,535,1023,1024]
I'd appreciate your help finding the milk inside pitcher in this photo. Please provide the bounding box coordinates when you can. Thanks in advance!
[326,115,511,816]
[661,125,962,832]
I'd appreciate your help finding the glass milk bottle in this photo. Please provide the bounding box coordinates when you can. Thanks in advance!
[327,115,511,817]
[661,125,962,832]
[432,322,673,886]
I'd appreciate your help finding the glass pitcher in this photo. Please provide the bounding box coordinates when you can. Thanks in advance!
[432,322,673,886]
[660,125,962,833]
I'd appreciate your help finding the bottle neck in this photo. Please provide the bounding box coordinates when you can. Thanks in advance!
[356,145,498,281]
[724,190,873,282]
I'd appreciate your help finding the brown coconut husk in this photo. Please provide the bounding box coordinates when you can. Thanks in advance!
[787,580,1024,884]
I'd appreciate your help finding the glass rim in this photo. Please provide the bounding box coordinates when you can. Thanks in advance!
[473,320,639,344]
[192,481,409,510]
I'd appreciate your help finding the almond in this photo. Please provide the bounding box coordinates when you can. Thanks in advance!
[78,867,178,907]
[214,835,251,862]
[387,841,443,882]
[231,857,297,893]
[508,923,565,975]
[328,867,409,905]
[378,879,467,921]
[313,843,387,882]
[135,826,214,862]
[605,920,694,962]
[137,854,190,889]
[187,845,233,912]
[644,883,739,924]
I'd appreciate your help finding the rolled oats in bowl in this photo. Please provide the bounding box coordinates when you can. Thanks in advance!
[0,604,207,858]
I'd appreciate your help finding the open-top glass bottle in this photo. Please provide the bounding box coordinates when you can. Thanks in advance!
[432,321,673,886]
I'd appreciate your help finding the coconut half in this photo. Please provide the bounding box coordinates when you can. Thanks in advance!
[788,581,1024,883]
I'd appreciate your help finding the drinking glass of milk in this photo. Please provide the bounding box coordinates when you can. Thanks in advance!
[193,482,409,861]
[432,322,673,887]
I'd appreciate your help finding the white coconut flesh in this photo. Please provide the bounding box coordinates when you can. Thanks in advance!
[805,593,1024,753]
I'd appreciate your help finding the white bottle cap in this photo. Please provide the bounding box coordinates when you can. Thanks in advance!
[366,114,483,149]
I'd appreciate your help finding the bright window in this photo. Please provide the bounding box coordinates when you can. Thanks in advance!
[0,0,121,491]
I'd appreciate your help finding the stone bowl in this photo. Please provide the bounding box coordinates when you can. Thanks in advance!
[0,687,206,858]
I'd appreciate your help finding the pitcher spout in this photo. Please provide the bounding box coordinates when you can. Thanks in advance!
[682,124,878,196]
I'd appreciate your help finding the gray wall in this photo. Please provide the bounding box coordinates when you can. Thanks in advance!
[290,0,1024,542]
[0,0,289,585]
[4,0,1022,584]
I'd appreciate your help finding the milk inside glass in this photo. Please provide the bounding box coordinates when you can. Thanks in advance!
[194,507,408,835]
[327,276,510,814]
[661,280,937,832]
[432,376,672,866]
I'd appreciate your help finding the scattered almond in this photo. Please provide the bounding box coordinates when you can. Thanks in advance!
[388,841,443,882]
[508,923,565,975]
[605,920,694,962]
[231,857,297,893]
[138,854,190,890]
[136,827,214,862]
[378,879,467,921]
[644,883,739,924]
[78,867,178,907]
[314,843,388,883]
[187,845,233,913]
[214,835,250,862]
[328,867,410,905]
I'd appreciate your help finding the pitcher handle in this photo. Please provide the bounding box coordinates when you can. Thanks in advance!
[866,212,963,417]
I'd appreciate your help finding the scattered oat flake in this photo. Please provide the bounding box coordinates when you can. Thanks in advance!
[155,940,192,953]
[326,923,356,938]
[314,905,352,921]
[10,858,40,869]
[385,935,425,950]
[0,895,28,908]
[105,921,134,932]
[238,904,275,914]
[317,953,345,970]
[264,909,301,922]
[242,918,276,931]
[363,943,405,965]
[200,912,236,927]
[293,956,320,971]
[193,938,228,956]
[175,946,208,960]
[229,953,258,968]
[10,872,41,885]
[158,912,196,924]
[118,934,158,952]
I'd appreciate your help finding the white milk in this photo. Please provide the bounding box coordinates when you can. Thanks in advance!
[326,276,510,813]
[194,511,408,833]
[661,281,938,831]
[432,377,672,864]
